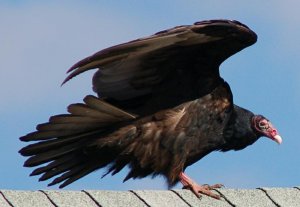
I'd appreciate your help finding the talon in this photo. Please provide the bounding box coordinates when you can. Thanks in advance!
[203,183,224,190]
[213,183,225,188]
[179,172,222,200]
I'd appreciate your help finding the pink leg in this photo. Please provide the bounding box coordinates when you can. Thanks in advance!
[178,172,223,199]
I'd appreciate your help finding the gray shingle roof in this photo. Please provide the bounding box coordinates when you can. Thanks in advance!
[1,187,299,207]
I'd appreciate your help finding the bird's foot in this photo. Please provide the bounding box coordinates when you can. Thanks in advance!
[179,172,223,200]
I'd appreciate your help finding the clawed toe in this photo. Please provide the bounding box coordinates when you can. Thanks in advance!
[203,183,224,190]
[187,185,220,199]
[179,172,222,200]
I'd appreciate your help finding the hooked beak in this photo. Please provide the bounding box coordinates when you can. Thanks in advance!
[272,134,282,145]
[266,125,282,145]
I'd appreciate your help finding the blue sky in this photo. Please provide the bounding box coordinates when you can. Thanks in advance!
[1,1,299,191]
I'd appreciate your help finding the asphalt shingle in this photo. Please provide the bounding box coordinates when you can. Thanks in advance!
[1,190,54,207]
[0,188,299,207]
[0,192,12,207]
[42,190,99,207]
[132,190,189,207]
[85,190,146,207]
[172,189,231,207]
[260,187,300,207]
[216,188,275,207]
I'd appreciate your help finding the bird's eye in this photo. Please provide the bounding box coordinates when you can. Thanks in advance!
[259,121,269,129]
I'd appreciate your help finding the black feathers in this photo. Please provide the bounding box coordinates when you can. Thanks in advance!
[20,20,275,189]
[20,95,136,187]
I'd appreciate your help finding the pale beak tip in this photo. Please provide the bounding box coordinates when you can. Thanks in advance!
[274,134,282,145]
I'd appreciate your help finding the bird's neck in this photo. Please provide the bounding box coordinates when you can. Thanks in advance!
[221,105,259,151]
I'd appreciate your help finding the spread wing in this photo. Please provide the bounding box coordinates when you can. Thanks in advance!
[63,20,257,115]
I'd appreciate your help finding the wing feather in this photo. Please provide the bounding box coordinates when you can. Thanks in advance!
[62,20,256,115]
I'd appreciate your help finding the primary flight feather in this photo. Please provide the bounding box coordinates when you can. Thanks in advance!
[20,19,282,199]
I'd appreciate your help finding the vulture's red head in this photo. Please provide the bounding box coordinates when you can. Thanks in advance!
[252,115,282,144]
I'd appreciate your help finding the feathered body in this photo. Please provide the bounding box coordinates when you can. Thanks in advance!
[20,20,281,197]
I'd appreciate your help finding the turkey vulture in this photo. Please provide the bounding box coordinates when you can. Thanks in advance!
[19,19,282,199]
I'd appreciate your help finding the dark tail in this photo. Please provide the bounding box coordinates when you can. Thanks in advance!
[19,95,136,188]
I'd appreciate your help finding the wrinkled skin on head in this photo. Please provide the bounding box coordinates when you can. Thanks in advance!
[252,115,282,144]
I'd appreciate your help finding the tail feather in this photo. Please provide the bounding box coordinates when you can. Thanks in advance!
[36,122,102,132]
[23,140,85,167]
[30,155,75,176]
[48,147,118,188]
[49,115,104,124]
[20,129,106,156]
[20,135,80,156]
[67,104,118,121]
[19,95,136,187]
[83,95,136,119]
[48,165,86,187]
[20,131,68,142]
[39,160,79,181]
[51,164,100,188]
[102,156,129,178]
